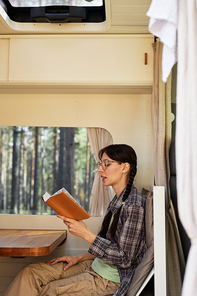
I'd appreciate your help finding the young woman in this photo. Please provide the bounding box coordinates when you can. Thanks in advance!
[4,144,147,296]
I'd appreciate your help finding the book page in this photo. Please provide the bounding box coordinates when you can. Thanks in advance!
[42,192,51,202]
[52,188,82,208]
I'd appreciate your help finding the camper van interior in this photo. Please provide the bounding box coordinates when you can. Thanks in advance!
[0,1,193,296]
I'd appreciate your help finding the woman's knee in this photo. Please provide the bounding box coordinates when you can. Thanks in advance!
[19,262,46,279]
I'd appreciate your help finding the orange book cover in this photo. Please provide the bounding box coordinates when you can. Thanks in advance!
[41,188,90,221]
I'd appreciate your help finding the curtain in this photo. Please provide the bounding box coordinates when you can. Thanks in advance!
[152,40,184,296]
[146,0,178,83]
[87,128,113,216]
[176,1,197,295]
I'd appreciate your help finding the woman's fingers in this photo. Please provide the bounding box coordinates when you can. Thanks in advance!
[57,215,73,223]
[47,256,67,265]
[47,255,79,269]
[47,258,60,265]
[56,214,95,243]
[57,215,85,233]
[63,261,73,271]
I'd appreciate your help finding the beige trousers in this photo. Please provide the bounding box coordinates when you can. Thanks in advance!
[4,259,120,296]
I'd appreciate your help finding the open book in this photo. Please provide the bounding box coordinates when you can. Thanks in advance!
[41,188,90,221]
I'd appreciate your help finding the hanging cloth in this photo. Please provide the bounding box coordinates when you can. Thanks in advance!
[87,128,113,216]
[176,1,197,295]
[146,0,178,82]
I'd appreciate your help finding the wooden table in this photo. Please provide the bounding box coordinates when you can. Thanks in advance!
[0,229,67,257]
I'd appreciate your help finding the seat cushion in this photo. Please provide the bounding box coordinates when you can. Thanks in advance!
[126,190,154,296]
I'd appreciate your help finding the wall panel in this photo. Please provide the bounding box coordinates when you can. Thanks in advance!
[3,35,154,85]
[0,92,153,191]
[0,39,9,81]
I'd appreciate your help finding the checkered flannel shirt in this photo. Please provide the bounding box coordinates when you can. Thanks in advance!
[88,186,147,296]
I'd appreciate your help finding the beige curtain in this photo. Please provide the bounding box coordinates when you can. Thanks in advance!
[176,1,197,295]
[87,128,113,216]
[152,40,184,296]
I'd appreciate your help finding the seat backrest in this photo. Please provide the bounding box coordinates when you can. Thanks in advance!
[126,190,154,296]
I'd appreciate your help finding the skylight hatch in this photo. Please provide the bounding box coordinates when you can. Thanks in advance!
[0,0,105,23]
[8,0,103,8]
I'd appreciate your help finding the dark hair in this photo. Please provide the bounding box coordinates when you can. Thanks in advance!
[98,144,137,239]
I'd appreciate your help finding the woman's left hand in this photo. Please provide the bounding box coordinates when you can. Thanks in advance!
[57,215,96,244]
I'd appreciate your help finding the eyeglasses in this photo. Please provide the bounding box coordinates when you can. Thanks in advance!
[96,159,121,170]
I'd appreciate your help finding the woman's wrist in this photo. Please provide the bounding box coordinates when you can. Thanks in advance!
[78,231,96,244]
[81,224,97,244]
[77,253,96,262]
[84,231,96,244]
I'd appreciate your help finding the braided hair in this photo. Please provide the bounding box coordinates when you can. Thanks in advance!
[98,144,137,239]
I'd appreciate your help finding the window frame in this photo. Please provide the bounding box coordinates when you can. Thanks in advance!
[0,0,105,23]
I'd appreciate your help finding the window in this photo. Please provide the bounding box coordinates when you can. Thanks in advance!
[0,0,105,23]
[0,126,96,215]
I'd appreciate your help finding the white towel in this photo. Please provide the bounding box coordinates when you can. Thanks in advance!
[146,0,178,82]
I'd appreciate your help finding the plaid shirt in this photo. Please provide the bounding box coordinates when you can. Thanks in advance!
[88,186,147,296]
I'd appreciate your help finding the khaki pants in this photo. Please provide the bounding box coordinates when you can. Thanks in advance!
[4,259,120,296]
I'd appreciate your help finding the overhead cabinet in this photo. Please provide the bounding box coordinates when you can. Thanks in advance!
[0,35,153,87]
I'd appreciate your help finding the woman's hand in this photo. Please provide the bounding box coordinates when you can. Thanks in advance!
[47,255,80,271]
[47,253,96,271]
[57,215,96,244]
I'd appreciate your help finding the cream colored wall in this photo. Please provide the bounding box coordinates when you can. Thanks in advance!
[0,34,154,295]
[0,93,153,191]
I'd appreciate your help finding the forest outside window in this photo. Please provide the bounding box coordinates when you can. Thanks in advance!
[0,126,96,215]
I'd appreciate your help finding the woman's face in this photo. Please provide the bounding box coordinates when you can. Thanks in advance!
[97,152,126,188]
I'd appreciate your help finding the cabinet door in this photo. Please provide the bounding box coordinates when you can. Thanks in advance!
[0,39,9,81]
[8,35,153,86]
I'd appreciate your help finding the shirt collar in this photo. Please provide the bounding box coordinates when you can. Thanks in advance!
[109,187,126,214]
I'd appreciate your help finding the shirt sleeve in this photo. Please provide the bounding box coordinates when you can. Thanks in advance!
[88,203,145,269]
